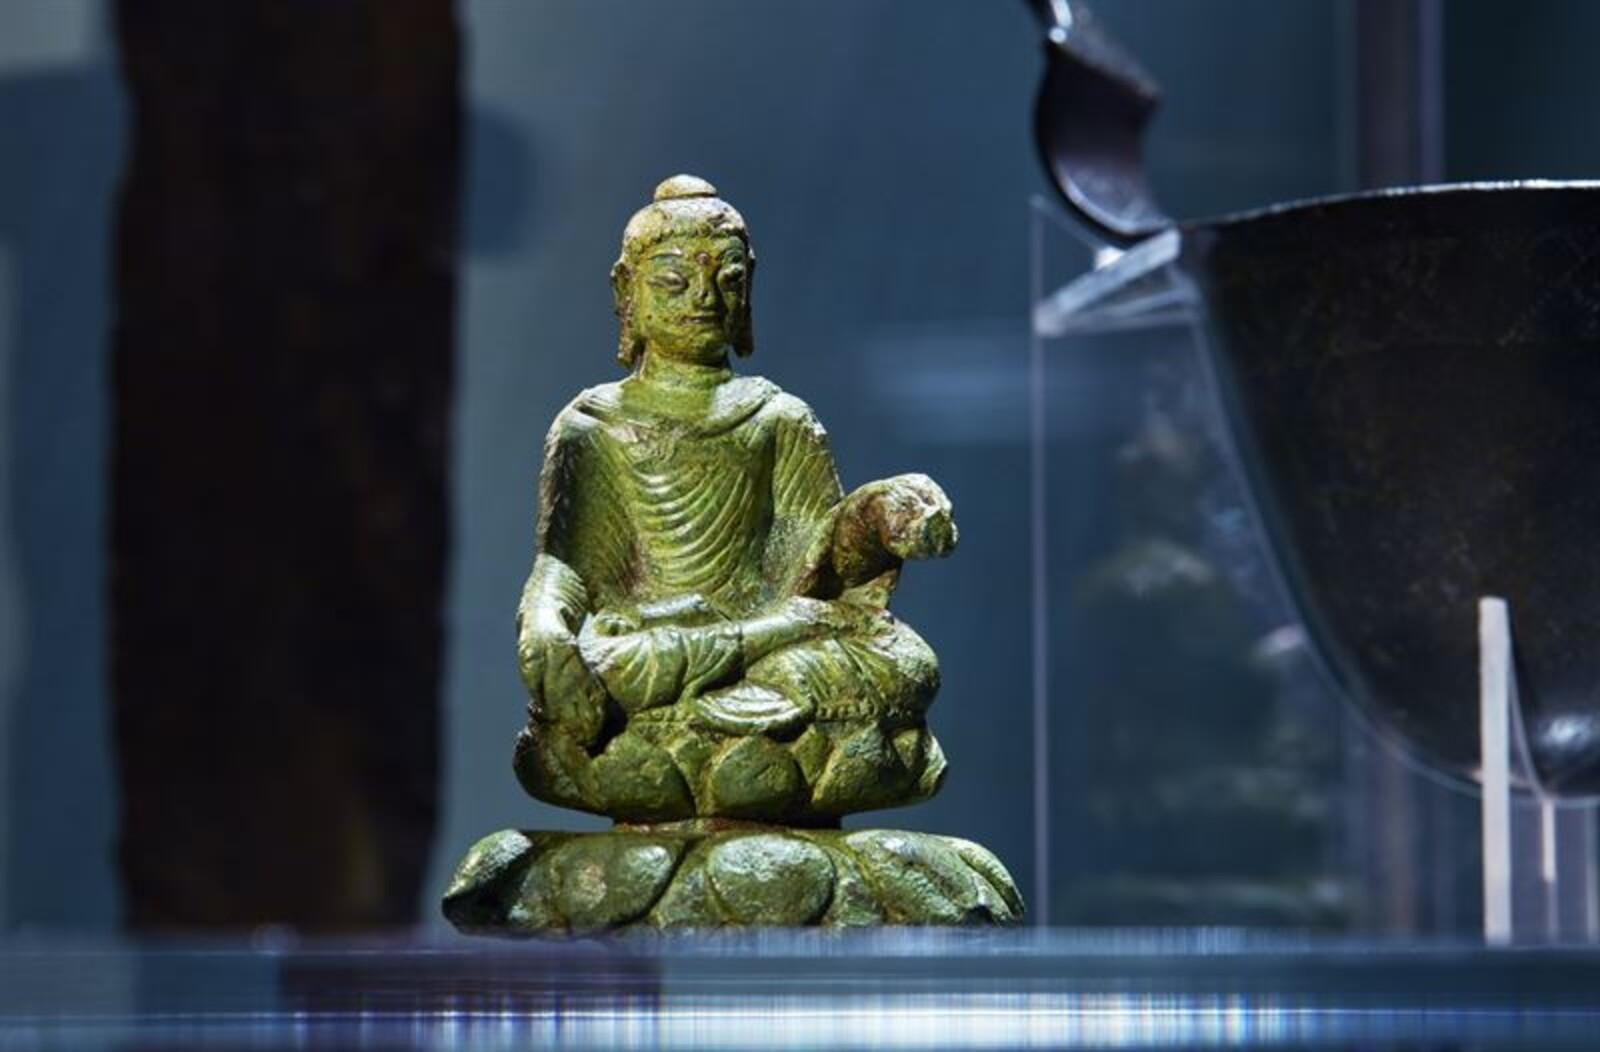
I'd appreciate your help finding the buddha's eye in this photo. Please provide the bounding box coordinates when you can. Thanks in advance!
[718,265,746,291]
[649,270,688,292]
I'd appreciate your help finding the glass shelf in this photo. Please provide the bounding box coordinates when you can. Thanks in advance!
[5,931,1600,1050]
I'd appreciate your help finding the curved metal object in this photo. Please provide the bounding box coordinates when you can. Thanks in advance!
[1190,183,1600,797]
[1025,0,1171,244]
[1026,3,1600,796]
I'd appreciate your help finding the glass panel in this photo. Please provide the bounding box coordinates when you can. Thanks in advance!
[1030,198,1492,934]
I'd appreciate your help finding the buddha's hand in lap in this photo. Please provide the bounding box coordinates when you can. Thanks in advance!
[578,608,743,715]
[683,597,864,738]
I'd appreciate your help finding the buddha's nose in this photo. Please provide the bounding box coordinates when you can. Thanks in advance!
[692,276,718,310]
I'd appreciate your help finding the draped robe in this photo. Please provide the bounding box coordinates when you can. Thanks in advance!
[514,374,944,820]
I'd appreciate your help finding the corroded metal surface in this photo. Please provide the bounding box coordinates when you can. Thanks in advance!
[447,176,1021,928]
[1191,184,1600,794]
[445,827,1020,931]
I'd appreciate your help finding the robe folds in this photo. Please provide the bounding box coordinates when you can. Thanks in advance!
[513,375,945,822]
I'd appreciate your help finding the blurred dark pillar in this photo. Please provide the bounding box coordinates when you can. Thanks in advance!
[1353,0,1444,186]
[111,1,460,929]
[1348,0,1465,936]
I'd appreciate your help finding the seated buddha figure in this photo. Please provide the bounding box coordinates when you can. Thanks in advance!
[514,175,957,825]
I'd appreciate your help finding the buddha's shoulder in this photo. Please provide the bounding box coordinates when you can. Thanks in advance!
[752,382,829,440]
[535,386,615,458]
[544,381,628,433]
[718,375,807,419]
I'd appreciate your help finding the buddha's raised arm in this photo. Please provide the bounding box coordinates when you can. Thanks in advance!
[831,473,959,593]
[761,394,958,604]
[762,394,846,598]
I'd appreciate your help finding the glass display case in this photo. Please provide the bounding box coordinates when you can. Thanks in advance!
[1029,193,1600,945]
[7,0,1600,1048]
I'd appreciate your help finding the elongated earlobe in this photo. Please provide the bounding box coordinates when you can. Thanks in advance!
[610,260,641,367]
[734,310,754,358]
[733,255,755,357]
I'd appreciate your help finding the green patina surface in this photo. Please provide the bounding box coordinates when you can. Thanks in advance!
[445,827,1022,931]
[446,175,1021,929]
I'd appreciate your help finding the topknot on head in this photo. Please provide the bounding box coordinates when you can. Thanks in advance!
[619,174,750,260]
[654,174,718,202]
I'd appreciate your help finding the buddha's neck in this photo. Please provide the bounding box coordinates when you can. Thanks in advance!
[636,349,732,390]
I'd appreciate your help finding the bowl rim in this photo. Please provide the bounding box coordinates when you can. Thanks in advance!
[1184,179,1600,234]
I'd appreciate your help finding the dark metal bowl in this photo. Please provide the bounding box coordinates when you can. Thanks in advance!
[1026,1,1600,795]
[1192,185,1600,795]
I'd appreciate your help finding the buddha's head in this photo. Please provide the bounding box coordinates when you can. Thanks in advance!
[611,175,754,368]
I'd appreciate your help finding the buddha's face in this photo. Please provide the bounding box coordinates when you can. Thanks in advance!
[629,231,749,364]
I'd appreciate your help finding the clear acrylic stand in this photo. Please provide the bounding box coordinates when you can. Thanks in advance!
[1031,195,1600,942]
[1479,597,1600,944]
[1028,200,1201,928]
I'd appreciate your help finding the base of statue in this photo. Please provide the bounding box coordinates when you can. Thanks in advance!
[442,822,1023,931]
